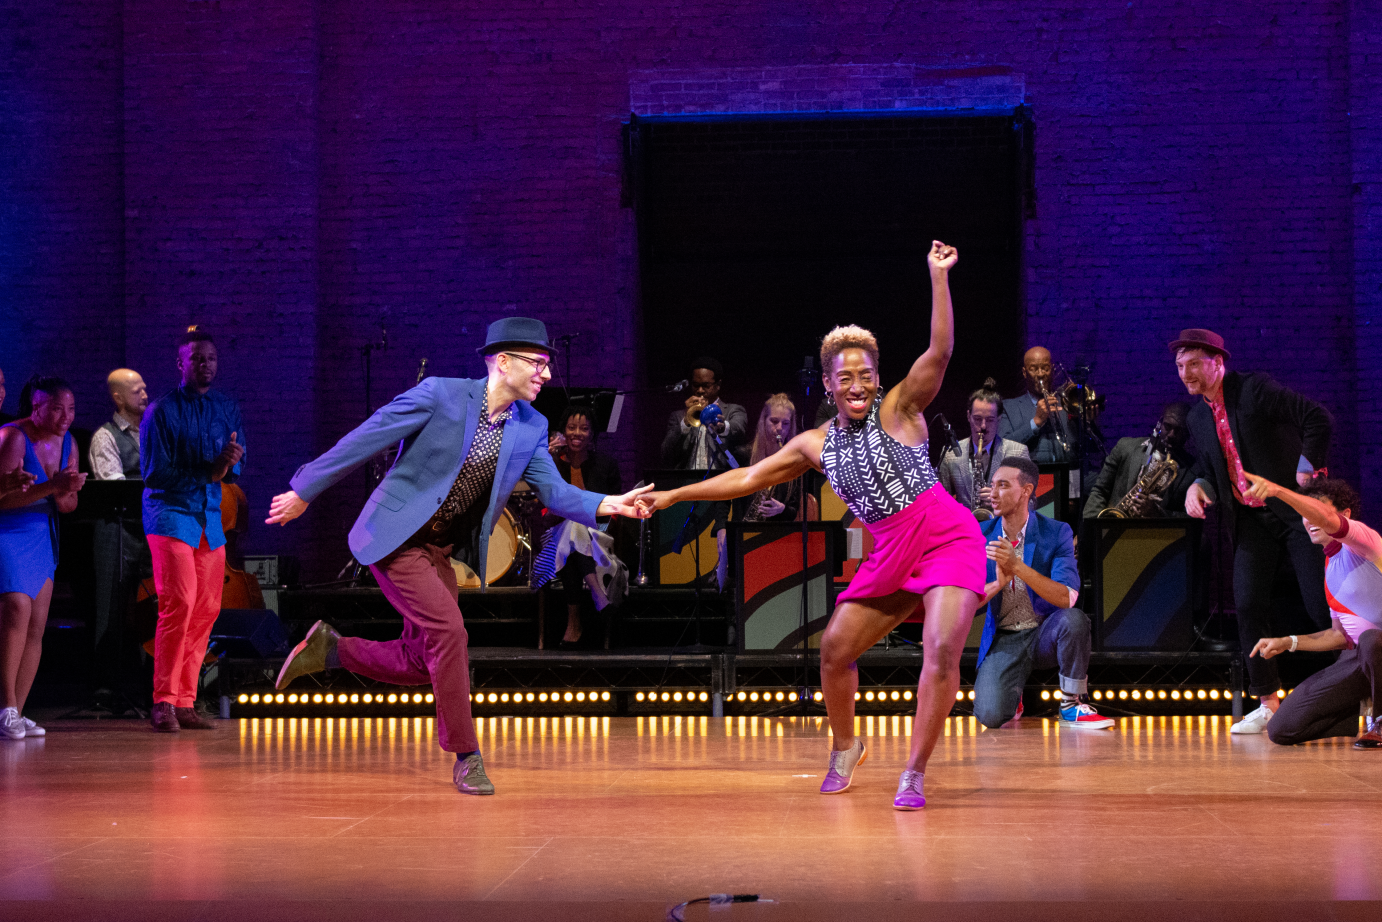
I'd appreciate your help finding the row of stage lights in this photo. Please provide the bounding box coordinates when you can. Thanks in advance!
[238,686,1274,710]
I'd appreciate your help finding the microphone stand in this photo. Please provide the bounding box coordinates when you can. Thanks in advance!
[671,423,735,655]
[763,357,827,718]
[341,326,389,587]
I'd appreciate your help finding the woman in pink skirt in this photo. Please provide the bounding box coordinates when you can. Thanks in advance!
[639,240,984,810]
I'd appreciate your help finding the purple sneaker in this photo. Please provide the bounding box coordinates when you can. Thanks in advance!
[819,739,866,794]
[893,770,925,811]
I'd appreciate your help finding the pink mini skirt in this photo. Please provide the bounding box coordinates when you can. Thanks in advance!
[836,484,986,620]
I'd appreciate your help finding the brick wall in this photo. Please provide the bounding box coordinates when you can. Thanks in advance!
[3,2,1378,576]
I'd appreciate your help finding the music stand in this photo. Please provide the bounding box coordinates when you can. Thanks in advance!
[65,479,149,719]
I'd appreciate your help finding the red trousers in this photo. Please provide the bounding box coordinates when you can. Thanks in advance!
[148,533,224,707]
[338,544,478,753]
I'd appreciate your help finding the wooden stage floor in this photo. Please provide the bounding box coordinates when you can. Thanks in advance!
[1,712,1378,921]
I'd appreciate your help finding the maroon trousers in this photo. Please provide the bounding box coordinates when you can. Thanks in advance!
[337,544,478,753]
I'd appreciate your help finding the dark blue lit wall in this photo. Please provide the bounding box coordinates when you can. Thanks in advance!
[2,1,1379,576]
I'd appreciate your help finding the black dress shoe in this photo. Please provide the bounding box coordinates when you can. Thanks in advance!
[150,702,180,733]
[557,638,582,651]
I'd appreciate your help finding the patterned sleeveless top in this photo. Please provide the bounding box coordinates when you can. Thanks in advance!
[819,401,939,525]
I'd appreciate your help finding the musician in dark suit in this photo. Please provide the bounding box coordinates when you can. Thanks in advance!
[1172,329,1333,736]
[996,346,1070,465]
[660,356,749,470]
[1083,403,1195,518]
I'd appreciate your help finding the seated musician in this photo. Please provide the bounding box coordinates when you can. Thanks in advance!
[734,394,818,523]
[1240,475,1382,749]
[536,405,626,649]
[936,378,1030,521]
[660,357,748,589]
[1083,403,1195,518]
[997,346,1070,465]
[973,459,1113,730]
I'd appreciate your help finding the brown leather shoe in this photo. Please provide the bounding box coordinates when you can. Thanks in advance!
[175,707,217,730]
[150,701,180,733]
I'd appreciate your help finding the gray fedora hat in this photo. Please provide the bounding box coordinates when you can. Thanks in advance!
[477,317,554,354]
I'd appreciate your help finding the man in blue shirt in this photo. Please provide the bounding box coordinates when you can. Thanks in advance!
[973,458,1113,729]
[141,329,244,733]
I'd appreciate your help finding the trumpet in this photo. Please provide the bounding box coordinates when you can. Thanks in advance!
[1036,376,1072,455]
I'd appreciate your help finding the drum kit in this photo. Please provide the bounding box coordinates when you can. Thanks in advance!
[451,480,547,589]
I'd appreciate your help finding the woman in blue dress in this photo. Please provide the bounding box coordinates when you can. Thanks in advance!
[0,376,87,739]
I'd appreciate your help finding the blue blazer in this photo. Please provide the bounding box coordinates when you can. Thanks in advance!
[997,394,1069,464]
[975,512,1079,668]
[290,377,603,582]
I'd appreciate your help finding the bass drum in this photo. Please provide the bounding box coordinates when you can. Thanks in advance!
[452,508,523,589]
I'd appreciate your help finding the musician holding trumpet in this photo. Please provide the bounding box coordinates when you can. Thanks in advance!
[997,346,1071,465]
[936,378,1030,521]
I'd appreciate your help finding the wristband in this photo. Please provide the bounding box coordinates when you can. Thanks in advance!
[1289,635,1298,653]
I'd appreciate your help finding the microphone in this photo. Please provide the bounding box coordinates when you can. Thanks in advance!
[665,379,688,393]
[936,414,963,457]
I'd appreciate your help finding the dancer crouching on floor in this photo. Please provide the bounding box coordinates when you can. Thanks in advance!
[638,241,984,810]
[1242,473,1382,749]
[265,318,651,795]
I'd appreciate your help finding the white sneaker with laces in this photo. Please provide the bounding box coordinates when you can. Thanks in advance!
[1231,704,1274,734]
[0,707,24,740]
[21,716,45,737]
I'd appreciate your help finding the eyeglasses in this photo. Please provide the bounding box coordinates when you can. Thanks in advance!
[502,352,552,375]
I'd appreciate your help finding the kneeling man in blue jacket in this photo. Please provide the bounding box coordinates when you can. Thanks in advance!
[975,457,1113,730]
[266,318,651,794]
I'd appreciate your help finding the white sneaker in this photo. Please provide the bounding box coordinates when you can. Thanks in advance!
[21,716,44,737]
[1231,704,1274,734]
[0,707,24,740]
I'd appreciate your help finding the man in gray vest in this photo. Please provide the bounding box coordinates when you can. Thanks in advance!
[89,368,151,703]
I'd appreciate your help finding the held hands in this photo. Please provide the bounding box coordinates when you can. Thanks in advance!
[635,490,676,514]
[266,489,309,526]
[1250,636,1293,660]
[598,484,655,519]
[927,240,958,276]
[1242,471,1279,504]
[1184,482,1213,519]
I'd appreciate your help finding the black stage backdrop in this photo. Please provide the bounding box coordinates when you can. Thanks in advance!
[630,113,1028,472]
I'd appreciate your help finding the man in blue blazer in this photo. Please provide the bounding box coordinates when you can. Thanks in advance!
[265,318,650,795]
[974,457,1113,729]
[996,346,1071,465]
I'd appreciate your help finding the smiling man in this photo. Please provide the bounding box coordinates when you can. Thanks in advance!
[1172,328,1333,735]
[266,317,650,795]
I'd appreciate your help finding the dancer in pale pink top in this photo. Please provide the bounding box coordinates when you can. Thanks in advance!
[639,241,984,810]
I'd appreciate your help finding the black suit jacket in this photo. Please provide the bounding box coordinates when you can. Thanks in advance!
[661,402,749,469]
[1186,371,1332,535]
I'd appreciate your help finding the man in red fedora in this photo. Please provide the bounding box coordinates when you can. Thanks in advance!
[1171,328,1333,735]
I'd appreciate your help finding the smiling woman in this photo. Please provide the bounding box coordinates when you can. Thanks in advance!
[636,241,987,811]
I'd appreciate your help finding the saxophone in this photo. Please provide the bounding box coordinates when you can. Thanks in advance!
[1099,423,1178,519]
[970,437,993,522]
[743,434,784,522]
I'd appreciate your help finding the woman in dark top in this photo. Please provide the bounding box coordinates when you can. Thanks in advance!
[542,406,624,648]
